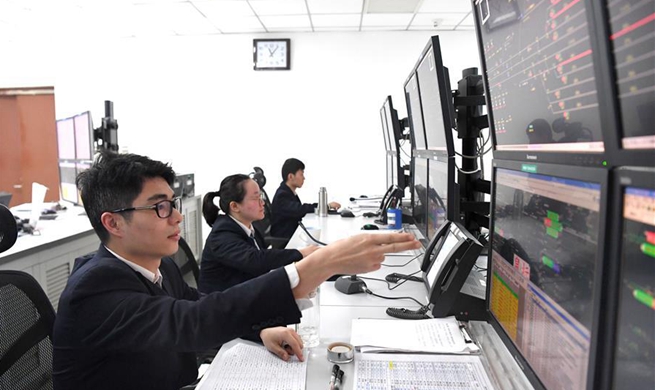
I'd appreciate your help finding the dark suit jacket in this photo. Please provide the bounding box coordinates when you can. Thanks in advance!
[270,182,316,239]
[53,245,301,390]
[198,215,303,293]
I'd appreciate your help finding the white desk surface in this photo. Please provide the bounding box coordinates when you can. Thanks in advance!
[0,204,94,264]
[210,214,534,390]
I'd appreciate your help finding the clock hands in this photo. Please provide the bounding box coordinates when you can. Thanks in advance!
[268,46,279,57]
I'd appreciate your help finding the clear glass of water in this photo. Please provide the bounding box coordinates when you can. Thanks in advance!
[296,288,320,347]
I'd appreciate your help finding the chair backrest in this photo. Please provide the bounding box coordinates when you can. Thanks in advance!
[171,236,200,288]
[0,270,55,390]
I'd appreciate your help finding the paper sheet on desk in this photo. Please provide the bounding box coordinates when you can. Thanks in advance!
[195,343,307,390]
[351,317,479,354]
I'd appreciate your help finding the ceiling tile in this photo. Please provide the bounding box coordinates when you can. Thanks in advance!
[458,12,474,26]
[259,14,311,28]
[313,26,359,32]
[311,14,360,27]
[411,12,468,27]
[193,1,254,20]
[249,0,307,16]
[306,0,363,14]
[361,13,412,27]
[365,0,421,13]
[131,3,217,36]
[407,25,454,31]
[211,15,263,32]
[418,0,472,13]
[267,26,313,32]
[361,25,407,31]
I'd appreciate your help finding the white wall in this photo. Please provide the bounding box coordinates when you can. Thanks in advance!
[0,30,481,234]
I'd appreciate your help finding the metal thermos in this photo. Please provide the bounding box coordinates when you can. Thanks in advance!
[318,187,328,217]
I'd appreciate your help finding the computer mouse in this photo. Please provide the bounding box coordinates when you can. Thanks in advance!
[361,224,379,230]
[340,210,355,218]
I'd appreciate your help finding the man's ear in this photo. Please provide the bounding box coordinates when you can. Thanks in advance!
[100,212,125,238]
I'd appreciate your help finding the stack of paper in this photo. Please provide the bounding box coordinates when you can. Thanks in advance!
[350,316,479,354]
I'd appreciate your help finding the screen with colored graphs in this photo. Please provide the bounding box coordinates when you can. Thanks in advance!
[474,0,604,153]
[612,186,655,388]
[607,0,655,150]
[490,165,602,389]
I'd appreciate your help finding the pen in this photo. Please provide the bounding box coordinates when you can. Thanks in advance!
[334,369,344,390]
[328,364,340,390]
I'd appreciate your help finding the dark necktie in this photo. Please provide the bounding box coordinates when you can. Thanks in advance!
[250,232,260,250]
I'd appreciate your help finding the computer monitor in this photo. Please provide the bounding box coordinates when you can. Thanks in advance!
[74,111,93,161]
[473,0,607,166]
[404,72,427,151]
[56,117,76,160]
[380,107,391,152]
[488,159,608,389]
[412,157,429,245]
[415,36,456,157]
[605,168,655,389]
[386,153,395,189]
[59,161,78,204]
[381,96,402,153]
[426,157,455,242]
[605,0,655,165]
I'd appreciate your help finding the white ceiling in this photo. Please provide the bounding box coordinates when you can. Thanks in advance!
[0,0,474,40]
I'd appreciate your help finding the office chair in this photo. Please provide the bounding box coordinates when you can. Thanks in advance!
[0,204,18,254]
[249,167,290,249]
[171,236,200,288]
[0,270,56,390]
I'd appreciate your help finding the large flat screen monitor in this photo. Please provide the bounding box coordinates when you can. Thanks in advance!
[412,157,429,245]
[404,72,427,151]
[382,96,402,153]
[416,36,456,157]
[608,168,655,389]
[605,0,655,166]
[489,159,607,389]
[380,106,391,152]
[74,111,93,161]
[473,0,607,166]
[426,158,454,242]
[56,117,76,160]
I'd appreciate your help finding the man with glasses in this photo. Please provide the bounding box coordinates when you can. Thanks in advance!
[52,151,419,390]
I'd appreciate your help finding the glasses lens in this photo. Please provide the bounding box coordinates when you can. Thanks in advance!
[174,197,182,213]
[156,200,172,218]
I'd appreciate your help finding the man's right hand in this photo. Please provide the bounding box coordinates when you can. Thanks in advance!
[292,233,419,298]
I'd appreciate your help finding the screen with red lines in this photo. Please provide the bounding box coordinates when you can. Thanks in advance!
[607,0,655,150]
[474,0,605,153]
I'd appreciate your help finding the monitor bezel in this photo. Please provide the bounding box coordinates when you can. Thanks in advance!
[379,106,391,152]
[471,0,615,167]
[427,155,456,236]
[403,70,428,151]
[599,167,655,389]
[412,156,430,243]
[415,35,456,158]
[486,158,609,390]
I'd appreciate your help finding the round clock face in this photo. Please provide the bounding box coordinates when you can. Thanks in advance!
[254,40,289,70]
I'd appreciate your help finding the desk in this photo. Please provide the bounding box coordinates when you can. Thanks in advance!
[213,214,534,389]
[0,205,99,309]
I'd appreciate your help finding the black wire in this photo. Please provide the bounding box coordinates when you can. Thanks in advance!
[364,288,428,308]
[381,253,422,267]
[298,221,327,246]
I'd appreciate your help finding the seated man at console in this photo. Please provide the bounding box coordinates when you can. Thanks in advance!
[52,151,419,390]
[271,158,341,239]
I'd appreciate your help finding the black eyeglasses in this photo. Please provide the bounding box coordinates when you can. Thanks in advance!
[109,197,182,219]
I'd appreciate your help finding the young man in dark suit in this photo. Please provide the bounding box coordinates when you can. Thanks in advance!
[52,151,418,390]
[270,158,341,239]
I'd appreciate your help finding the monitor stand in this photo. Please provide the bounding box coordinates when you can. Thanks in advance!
[450,271,487,321]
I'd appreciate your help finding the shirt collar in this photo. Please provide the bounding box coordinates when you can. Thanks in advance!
[228,215,255,237]
[104,245,164,287]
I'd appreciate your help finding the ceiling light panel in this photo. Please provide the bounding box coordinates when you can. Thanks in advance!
[249,0,307,16]
[306,0,363,14]
[365,0,421,14]
[311,14,361,27]
[259,14,311,28]
[418,0,472,13]
[361,13,413,27]
[411,12,468,27]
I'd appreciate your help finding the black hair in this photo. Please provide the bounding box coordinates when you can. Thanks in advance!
[281,158,305,182]
[76,150,175,244]
[202,174,250,227]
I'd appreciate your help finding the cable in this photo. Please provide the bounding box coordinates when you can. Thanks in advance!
[363,287,428,308]
[380,253,422,267]
[298,221,327,246]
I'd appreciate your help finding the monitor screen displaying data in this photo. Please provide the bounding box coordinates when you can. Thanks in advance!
[490,165,603,389]
[427,159,450,241]
[612,186,655,388]
[412,158,429,243]
[405,73,427,150]
[607,0,655,150]
[475,0,605,153]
